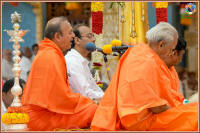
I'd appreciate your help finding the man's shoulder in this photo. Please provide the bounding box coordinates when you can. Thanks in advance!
[35,49,61,64]
[65,50,81,62]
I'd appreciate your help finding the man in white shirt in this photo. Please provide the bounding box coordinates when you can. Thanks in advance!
[2,78,26,130]
[2,49,14,81]
[19,47,33,81]
[65,24,104,103]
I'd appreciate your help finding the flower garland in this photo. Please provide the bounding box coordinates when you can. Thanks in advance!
[93,62,103,88]
[180,2,194,26]
[155,2,168,24]
[2,107,29,125]
[91,2,103,34]
[91,2,105,84]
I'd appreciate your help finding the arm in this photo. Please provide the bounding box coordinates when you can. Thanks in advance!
[149,104,170,114]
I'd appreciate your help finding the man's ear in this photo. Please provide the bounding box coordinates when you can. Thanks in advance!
[54,32,61,42]
[158,40,165,48]
[74,37,80,45]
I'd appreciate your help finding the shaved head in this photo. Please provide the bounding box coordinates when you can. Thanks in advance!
[44,16,69,40]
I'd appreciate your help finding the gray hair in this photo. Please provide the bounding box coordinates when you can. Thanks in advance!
[44,16,68,40]
[146,22,178,45]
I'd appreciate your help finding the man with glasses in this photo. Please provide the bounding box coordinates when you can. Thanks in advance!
[91,22,198,131]
[65,24,104,104]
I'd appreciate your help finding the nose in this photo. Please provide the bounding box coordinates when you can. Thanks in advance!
[72,32,75,38]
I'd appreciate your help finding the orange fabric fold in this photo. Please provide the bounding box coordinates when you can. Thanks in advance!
[21,38,97,130]
[91,43,198,131]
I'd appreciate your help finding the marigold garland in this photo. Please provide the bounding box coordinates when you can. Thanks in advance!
[93,62,102,70]
[2,106,29,125]
[97,81,103,88]
[91,2,103,12]
[7,106,26,113]
[155,2,168,8]
[91,2,103,35]
[155,2,168,23]
[2,113,29,124]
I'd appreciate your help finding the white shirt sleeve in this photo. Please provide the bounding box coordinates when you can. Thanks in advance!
[66,57,104,100]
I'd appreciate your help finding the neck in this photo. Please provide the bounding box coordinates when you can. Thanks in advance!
[74,47,88,58]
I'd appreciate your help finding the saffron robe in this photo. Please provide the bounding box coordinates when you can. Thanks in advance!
[91,43,198,131]
[21,38,97,131]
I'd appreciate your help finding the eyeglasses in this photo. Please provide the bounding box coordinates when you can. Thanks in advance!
[81,33,95,39]
[170,48,177,55]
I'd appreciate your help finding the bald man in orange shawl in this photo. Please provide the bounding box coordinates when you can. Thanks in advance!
[91,22,198,131]
[21,16,97,131]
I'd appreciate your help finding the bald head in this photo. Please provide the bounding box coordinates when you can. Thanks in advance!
[44,16,69,40]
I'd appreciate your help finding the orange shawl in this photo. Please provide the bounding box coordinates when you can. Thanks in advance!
[21,38,94,114]
[91,43,198,131]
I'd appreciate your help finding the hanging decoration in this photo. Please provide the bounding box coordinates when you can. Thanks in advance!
[93,62,103,88]
[91,2,104,84]
[91,2,103,34]
[155,2,168,23]
[180,2,195,26]
[130,2,136,39]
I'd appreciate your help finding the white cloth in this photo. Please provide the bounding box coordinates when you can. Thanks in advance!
[189,92,198,103]
[19,56,33,81]
[2,59,13,80]
[31,54,35,61]
[1,101,7,130]
[65,49,104,100]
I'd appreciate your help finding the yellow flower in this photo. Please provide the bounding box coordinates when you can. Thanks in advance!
[2,113,29,124]
[98,83,103,88]
[91,2,104,12]
[2,113,11,124]
[112,39,122,46]
[155,2,168,8]
[103,44,112,54]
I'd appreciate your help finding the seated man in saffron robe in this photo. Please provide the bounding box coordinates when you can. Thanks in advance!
[21,16,97,131]
[91,22,198,131]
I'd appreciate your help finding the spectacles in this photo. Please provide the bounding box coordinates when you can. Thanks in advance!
[170,48,177,55]
[81,33,95,39]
